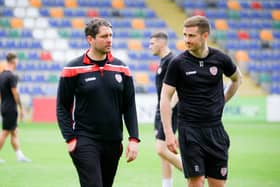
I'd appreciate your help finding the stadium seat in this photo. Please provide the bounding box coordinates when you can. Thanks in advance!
[86,9,99,17]
[237,30,250,40]
[176,40,185,51]
[128,40,142,51]
[40,51,52,61]
[272,10,280,20]
[191,9,206,16]
[50,7,64,18]
[64,0,77,8]
[215,19,228,30]
[259,29,273,41]
[71,18,85,29]
[235,50,249,63]
[131,19,145,29]
[112,0,125,9]
[134,72,150,85]
[10,18,23,28]
[29,0,42,8]
[14,7,25,17]
[227,0,241,10]
[250,1,262,10]
[26,7,39,17]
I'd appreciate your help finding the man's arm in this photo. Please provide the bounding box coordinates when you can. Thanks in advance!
[56,75,76,142]
[123,75,139,163]
[11,87,23,120]
[160,83,178,154]
[224,67,242,103]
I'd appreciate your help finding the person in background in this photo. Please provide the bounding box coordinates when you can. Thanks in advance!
[0,52,31,163]
[56,17,140,187]
[160,16,242,187]
[149,31,183,187]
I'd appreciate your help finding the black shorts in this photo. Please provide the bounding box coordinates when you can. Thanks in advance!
[178,124,230,180]
[154,111,177,141]
[1,111,18,130]
[69,136,123,187]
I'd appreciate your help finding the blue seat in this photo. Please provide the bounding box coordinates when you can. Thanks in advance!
[262,1,273,9]
[125,0,146,8]
[28,52,40,60]
[5,40,16,48]
[147,85,156,93]
[34,75,47,82]
[39,8,50,16]
[141,41,149,49]
[31,86,45,96]
[24,63,36,71]
[2,8,13,17]
[137,63,149,71]
[114,30,129,38]
[96,0,110,7]
[71,30,84,38]
[145,20,166,28]
[143,30,152,38]
[0,30,6,37]
[273,1,280,9]
[19,86,30,95]
[273,31,280,39]
[217,0,227,8]
[42,0,64,6]
[249,30,259,40]
[112,20,131,28]
[30,41,42,49]
[49,19,71,28]
[21,74,33,82]
[113,41,127,49]
[239,1,250,9]
[145,9,156,18]
[21,29,32,38]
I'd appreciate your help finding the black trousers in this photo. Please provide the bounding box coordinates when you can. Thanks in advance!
[69,136,123,187]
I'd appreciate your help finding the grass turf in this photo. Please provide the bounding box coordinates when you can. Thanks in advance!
[0,122,280,187]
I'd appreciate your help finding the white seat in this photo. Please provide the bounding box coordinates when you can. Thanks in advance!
[26,8,39,17]
[14,7,26,17]
[52,51,65,62]
[45,28,58,39]
[55,39,69,50]
[35,18,49,28]
[4,0,16,7]
[33,29,45,39]
[17,0,29,7]
[42,39,55,50]
[24,18,35,28]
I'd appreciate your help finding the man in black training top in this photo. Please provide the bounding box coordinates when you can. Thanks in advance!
[0,52,31,163]
[149,31,182,187]
[160,16,242,187]
[56,18,140,187]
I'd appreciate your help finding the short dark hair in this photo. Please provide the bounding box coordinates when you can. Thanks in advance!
[85,18,112,38]
[150,31,168,40]
[6,52,17,63]
[183,16,210,34]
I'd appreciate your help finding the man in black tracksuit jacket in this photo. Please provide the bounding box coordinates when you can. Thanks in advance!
[56,18,139,187]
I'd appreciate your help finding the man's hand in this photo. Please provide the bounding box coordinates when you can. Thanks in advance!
[165,132,178,154]
[19,108,24,121]
[126,141,138,163]
[67,138,77,152]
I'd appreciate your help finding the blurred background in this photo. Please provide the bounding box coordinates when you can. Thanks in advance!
[0,0,279,123]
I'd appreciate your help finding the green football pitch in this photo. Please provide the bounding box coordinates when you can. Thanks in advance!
[0,121,280,187]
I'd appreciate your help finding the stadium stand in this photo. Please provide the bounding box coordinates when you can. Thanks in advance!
[0,0,279,106]
[174,0,280,94]
[0,0,181,99]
